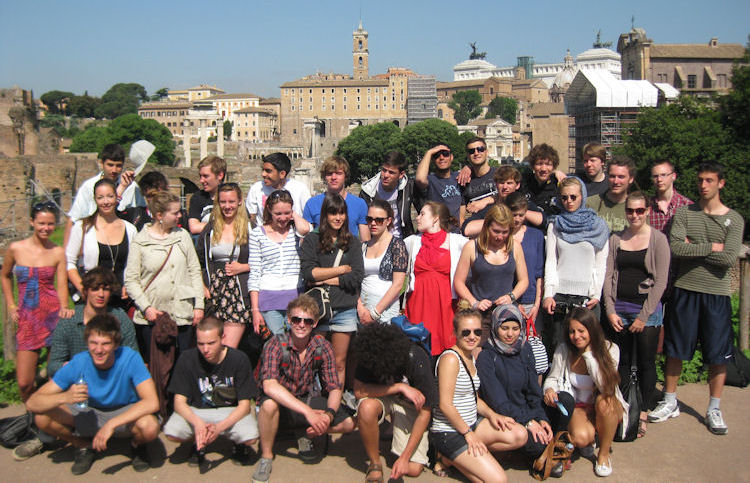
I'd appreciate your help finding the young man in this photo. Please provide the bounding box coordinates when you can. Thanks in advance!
[13,268,138,462]
[648,160,693,233]
[461,137,497,227]
[164,316,259,468]
[26,314,159,475]
[576,142,609,197]
[245,152,311,230]
[253,295,355,483]
[302,156,369,240]
[359,150,416,238]
[120,171,189,231]
[585,155,636,233]
[414,144,467,221]
[522,143,561,217]
[650,162,744,435]
[353,323,437,482]
[188,155,226,235]
[65,143,145,243]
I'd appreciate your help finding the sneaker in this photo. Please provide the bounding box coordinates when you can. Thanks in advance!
[12,437,44,461]
[252,457,273,483]
[705,408,728,435]
[647,400,680,423]
[231,443,254,466]
[297,436,318,462]
[131,444,150,472]
[71,447,97,475]
[188,446,207,468]
[594,457,612,477]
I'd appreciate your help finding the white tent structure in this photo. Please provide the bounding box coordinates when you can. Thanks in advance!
[565,69,659,116]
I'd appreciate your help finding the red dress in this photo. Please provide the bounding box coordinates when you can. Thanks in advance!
[14,266,60,351]
[406,231,455,355]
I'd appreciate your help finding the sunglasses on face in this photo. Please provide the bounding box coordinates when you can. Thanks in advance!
[460,328,482,338]
[626,207,647,215]
[365,216,387,225]
[561,195,578,202]
[433,149,451,158]
[467,146,486,154]
[289,316,315,326]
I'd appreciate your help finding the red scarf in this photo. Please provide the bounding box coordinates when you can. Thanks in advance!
[419,230,448,265]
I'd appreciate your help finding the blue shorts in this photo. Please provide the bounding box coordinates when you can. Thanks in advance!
[664,287,732,365]
[429,418,482,460]
[316,307,358,333]
[616,306,663,328]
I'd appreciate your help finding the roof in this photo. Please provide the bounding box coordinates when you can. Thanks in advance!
[576,47,621,62]
[529,102,566,117]
[281,78,388,88]
[453,59,497,71]
[469,118,512,127]
[188,85,224,92]
[206,93,260,100]
[138,101,192,109]
[654,83,680,99]
[234,107,276,114]
[649,44,744,59]
[260,98,280,105]
[565,69,658,115]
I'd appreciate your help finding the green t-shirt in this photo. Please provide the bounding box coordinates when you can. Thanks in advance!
[586,193,627,233]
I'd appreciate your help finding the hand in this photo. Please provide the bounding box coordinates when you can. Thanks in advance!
[390,455,412,480]
[92,421,115,452]
[543,297,556,315]
[8,305,18,323]
[608,313,623,332]
[203,422,220,446]
[66,383,89,405]
[628,318,646,333]
[252,310,264,334]
[121,286,129,300]
[456,165,472,186]
[488,412,516,431]
[58,307,74,319]
[536,420,554,444]
[305,409,330,437]
[193,309,204,325]
[194,420,209,450]
[544,389,559,407]
[474,299,493,311]
[399,384,425,411]
[116,170,135,197]
[585,298,599,310]
[357,302,374,324]
[204,286,211,299]
[528,304,540,322]
[527,420,552,444]
[553,170,567,183]
[466,201,480,215]
[144,306,163,323]
[339,264,352,275]
[224,261,246,277]
[494,295,512,307]
[711,242,724,252]
[464,430,488,457]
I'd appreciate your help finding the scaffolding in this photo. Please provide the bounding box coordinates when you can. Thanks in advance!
[573,107,640,170]
[406,76,437,124]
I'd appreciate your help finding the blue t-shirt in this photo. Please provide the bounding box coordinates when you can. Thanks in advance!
[303,193,368,238]
[425,172,462,221]
[519,226,545,305]
[53,346,151,409]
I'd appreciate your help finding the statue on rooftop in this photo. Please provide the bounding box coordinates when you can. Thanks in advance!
[469,42,487,60]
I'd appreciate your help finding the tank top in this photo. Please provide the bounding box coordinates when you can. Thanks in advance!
[431,349,481,433]
[470,241,515,301]
[616,248,648,304]
[570,372,595,404]
[97,235,129,285]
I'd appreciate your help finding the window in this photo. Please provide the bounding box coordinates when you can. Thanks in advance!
[343,88,347,93]
[357,88,360,93]
[357,105,360,110]
[688,75,697,89]
[344,96,347,102]
[357,96,361,102]
[331,88,335,93]
[367,88,371,93]
[331,105,335,111]
[322,89,325,93]
[322,105,326,111]
[344,105,347,110]
[309,89,312,93]
[291,105,295,111]
[293,129,297,134]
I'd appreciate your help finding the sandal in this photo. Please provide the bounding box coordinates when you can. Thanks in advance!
[432,461,449,477]
[638,417,648,438]
[365,462,384,483]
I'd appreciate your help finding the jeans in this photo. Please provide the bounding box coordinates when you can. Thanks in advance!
[262,310,288,335]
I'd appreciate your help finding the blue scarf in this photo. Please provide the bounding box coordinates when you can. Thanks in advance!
[488,304,526,356]
[553,176,609,251]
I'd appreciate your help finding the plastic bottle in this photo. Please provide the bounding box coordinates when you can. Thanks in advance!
[75,374,88,409]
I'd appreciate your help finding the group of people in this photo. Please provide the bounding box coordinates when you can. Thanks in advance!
[1,137,744,482]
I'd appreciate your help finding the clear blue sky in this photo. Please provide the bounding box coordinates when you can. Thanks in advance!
[1,0,747,99]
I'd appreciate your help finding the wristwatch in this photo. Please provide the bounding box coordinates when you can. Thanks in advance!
[508,292,517,303]
[325,407,336,421]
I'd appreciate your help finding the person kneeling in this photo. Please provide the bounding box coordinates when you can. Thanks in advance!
[163,316,259,469]
[253,295,355,483]
[26,314,159,475]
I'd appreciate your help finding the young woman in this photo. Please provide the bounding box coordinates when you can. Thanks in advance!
[66,178,137,308]
[603,192,669,437]
[454,204,529,343]
[542,177,609,357]
[300,193,364,386]
[357,200,407,325]
[543,308,628,477]
[430,309,527,482]
[197,182,252,348]
[1,202,73,401]
[248,189,303,335]
[404,202,467,356]
[124,191,204,362]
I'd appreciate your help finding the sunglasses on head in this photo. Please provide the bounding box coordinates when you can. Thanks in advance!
[626,207,647,215]
[289,315,315,326]
[433,149,451,159]
[561,195,578,202]
[365,216,387,225]
[460,328,482,338]
[467,146,486,154]
[218,182,239,189]
[32,201,57,212]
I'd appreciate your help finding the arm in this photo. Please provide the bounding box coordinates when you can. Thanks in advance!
[495,241,528,306]
[292,211,311,236]
[524,210,544,227]
[453,243,491,310]
[123,237,149,313]
[414,147,438,190]
[703,213,745,268]
[590,238,609,302]
[172,393,211,449]
[353,379,424,409]
[476,351,524,422]
[337,245,364,292]
[358,224,370,242]
[637,231,670,322]
[459,204,467,229]
[391,407,432,479]
[462,218,483,239]
[0,244,17,322]
[183,232,205,312]
[92,378,159,451]
[54,248,73,318]
[542,224,559,301]
[603,234,618,316]
[262,379,330,434]
[65,222,84,294]
[668,208,712,259]
[47,321,71,377]
[373,271,405,315]
[26,378,87,414]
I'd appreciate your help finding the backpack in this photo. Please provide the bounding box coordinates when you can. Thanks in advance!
[725,343,750,388]
[391,315,432,356]
[0,412,36,448]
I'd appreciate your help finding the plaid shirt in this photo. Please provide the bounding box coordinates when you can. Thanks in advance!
[259,334,341,396]
[649,190,693,233]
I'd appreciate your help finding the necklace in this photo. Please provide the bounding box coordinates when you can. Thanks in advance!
[99,221,119,272]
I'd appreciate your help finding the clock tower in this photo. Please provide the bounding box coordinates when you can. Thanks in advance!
[353,20,369,80]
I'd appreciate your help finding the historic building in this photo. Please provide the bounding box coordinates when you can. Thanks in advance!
[209,93,261,121]
[232,106,278,142]
[459,117,514,161]
[137,100,193,139]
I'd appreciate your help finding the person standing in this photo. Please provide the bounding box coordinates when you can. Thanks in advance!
[414,144,469,222]
[460,138,497,228]
[522,143,562,217]
[585,155,636,233]
[188,156,226,235]
[575,142,609,198]
[360,150,417,238]
[648,160,693,233]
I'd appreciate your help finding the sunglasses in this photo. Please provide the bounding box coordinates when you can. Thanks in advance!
[561,195,578,202]
[365,216,387,225]
[289,315,315,326]
[467,146,486,154]
[433,149,451,158]
[626,207,647,215]
[32,201,57,212]
[269,190,290,200]
[218,182,239,189]
[460,328,482,338]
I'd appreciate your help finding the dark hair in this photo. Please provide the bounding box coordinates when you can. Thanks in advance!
[31,201,59,222]
[81,178,117,234]
[453,308,482,331]
[100,144,125,163]
[494,165,521,185]
[262,189,294,226]
[263,152,292,177]
[352,323,412,385]
[81,266,120,298]
[139,171,168,193]
[609,154,636,178]
[197,315,224,337]
[287,294,320,321]
[367,199,394,230]
[319,193,352,252]
[465,137,486,148]
[528,143,559,168]
[422,201,457,233]
[564,308,619,396]
[383,150,407,172]
[626,191,650,209]
[651,159,675,172]
[504,191,528,212]
[697,161,725,180]
[84,313,122,346]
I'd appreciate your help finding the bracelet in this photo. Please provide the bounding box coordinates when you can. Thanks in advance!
[325,407,336,421]
[369,307,381,321]
[461,427,472,436]
[508,292,517,303]
[525,421,536,429]
[471,301,479,310]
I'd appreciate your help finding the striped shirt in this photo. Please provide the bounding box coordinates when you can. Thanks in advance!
[431,349,480,433]
[247,226,302,311]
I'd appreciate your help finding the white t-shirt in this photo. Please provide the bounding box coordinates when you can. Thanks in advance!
[68,172,145,222]
[376,183,400,238]
[245,178,310,226]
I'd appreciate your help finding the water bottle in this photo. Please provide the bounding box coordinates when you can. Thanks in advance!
[565,442,574,452]
[75,374,88,409]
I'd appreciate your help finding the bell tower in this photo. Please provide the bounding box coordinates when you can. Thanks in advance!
[353,20,369,80]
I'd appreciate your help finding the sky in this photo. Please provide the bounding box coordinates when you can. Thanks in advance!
[1,0,748,99]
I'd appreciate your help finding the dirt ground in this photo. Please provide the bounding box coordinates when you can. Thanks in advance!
[1,382,748,482]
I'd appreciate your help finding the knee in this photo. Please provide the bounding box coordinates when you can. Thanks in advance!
[34,413,53,432]
[259,399,279,418]
[135,416,160,442]
[356,399,381,424]
[512,425,529,447]
[596,395,619,418]
[243,438,258,446]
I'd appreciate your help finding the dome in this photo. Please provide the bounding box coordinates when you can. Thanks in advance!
[553,49,577,88]
[576,48,621,62]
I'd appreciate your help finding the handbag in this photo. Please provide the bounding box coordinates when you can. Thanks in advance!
[614,339,642,442]
[526,316,549,375]
[304,249,343,323]
[391,314,432,356]
[0,412,36,448]
[725,338,750,388]
[532,430,574,480]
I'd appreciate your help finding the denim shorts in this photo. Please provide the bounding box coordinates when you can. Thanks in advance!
[617,306,663,328]
[262,310,288,335]
[317,307,359,333]
[429,418,482,460]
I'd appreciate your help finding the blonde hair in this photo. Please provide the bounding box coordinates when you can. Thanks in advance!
[557,176,583,193]
[210,183,249,245]
[477,204,514,255]
[148,191,180,217]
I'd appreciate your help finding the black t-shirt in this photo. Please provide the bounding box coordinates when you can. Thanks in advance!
[354,344,437,408]
[521,171,560,216]
[462,167,497,205]
[188,190,214,224]
[575,170,609,198]
[168,347,258,408]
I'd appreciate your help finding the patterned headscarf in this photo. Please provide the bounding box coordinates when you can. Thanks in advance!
[488,304,526,356]
[553,176,609,250]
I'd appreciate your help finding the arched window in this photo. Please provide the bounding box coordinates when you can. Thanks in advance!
[358,57,363,67]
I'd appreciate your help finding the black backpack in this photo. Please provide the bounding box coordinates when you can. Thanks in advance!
[725,343,750,388]
[0,412,36,448]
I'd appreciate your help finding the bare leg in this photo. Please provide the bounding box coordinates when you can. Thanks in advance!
[16,350,39,402]
[131,415,160,445]
[330,331,352,387]
[356,398,383,480]
[708,364,726,399]
[595,395,622,466]
[258,399,280,459]
[567,407,596,449]
[474,418,527,452]
[222,323,245,349]
[34,408,89,448]
[450,450,507,483]
[664,357,682,394]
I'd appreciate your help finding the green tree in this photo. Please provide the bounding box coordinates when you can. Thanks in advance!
[151,87,169,101]
[95,83,148,119]
[485,96,517,124]
[223,120,232,140]
[336,122,401,181]
[720,44,750,142]
[448,90,482,125]
[68,93,102,118]
[40,90,74,115]
[393,118,469,170]
[69,125,110,153]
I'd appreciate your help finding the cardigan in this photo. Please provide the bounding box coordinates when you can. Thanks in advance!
[603,228,670,322]
[404,232,468,299]
[66,219,137,272]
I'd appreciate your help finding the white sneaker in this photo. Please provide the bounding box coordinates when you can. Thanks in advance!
[705,408,728,435]
[594,457,612,477]
[647,399,679,422]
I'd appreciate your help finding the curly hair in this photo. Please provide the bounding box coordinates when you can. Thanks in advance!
[352,323,412,385]
[564,308,620,396]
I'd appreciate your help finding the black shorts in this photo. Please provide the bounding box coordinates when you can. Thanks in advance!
[664,287,732,365]
[259,394,352,429]
[429,418,481,461]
